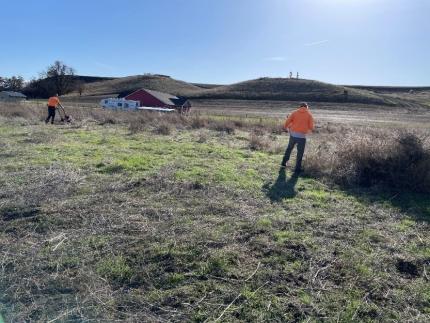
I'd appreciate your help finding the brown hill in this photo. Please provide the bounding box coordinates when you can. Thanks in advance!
[189,77,395,105]
[68,74,203,99]
[68,75,404,106]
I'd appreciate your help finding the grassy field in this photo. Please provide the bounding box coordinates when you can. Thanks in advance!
[0,103,429,322]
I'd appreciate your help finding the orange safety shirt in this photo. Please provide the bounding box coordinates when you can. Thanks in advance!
[284,107,314,134]
[47,96,60,108]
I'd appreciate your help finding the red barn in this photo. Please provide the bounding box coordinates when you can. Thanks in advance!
[124,88,191,113]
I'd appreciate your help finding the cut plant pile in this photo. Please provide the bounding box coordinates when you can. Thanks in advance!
[0,104,429,322]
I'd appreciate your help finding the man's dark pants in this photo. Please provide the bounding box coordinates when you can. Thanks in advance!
[45,106,56,124]
[281,135,306,171]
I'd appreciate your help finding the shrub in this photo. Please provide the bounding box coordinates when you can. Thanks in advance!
[197,132,208,143]
[154,121,173,135]
[251,127,265,136]
[98,117,117,125]
[0,102,43,121]
[248,132,284,154]
[249,120,283,135]
[304,129,430,193]
[249,133,271,151]
[209,119,236,134]
[128,113,155,133]
[233,119,244,128]
[190,116,208,129]
[129,118,147,133]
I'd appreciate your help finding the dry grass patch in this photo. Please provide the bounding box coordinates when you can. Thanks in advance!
[0,102,284,138]
[305,128,430,193]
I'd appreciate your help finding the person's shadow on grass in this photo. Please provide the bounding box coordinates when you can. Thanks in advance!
[263,168,299,202]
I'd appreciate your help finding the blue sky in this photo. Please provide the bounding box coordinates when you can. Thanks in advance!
[1,0,429,85]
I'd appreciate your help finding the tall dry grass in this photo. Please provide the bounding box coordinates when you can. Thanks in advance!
[0,102,44,121]
[304,128,430,193]
[0,102,287,135]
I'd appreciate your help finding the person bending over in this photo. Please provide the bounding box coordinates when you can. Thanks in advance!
[45,94,61,124]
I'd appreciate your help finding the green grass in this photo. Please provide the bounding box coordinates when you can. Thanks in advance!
[0,120,429,322]
[96,256,134,285]
[1,125,283,191]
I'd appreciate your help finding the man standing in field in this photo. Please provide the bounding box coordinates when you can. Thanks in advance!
[281,102,314,173]
[45,94,61,124]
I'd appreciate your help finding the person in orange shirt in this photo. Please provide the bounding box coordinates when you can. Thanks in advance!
[45,94,61,124]
[281,102,314,173]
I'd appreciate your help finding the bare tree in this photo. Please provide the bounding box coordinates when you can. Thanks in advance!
[23,77,49,98]
[42,61,76,95]
[0,76,25,92]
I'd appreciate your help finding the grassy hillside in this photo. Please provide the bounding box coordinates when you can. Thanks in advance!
[189,78,395,105]
[68,75,203,99]
[67,75,403,106]
[191,83,223,89]
[345,86,430,109]
[74,75,117,83]
[23,76,118,99]
[0,103,429,322]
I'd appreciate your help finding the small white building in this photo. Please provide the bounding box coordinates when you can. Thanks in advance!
[100,98,140,110]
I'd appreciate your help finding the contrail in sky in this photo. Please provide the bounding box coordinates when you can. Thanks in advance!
[304,40,329,47]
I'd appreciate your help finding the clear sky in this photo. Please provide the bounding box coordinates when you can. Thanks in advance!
[1,0,429,86]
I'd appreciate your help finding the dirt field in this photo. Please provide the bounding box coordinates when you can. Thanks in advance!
[192,99,430,128]
[43,97,430,128]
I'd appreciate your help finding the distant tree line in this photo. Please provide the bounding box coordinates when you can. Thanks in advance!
[25,60,81,98]
[0,76,25,92]
[1,60,84,98]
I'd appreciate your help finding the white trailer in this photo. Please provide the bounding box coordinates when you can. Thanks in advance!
[100,98,140,110]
